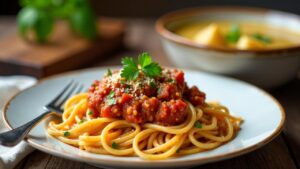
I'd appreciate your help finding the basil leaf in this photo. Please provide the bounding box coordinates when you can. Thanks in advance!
[17,7,53,43]
[20,0,53,8]
[68,6,98,40]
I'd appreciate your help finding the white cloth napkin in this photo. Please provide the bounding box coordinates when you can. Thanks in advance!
[0,76,37,169]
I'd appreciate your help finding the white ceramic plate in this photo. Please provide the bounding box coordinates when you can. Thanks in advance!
[2,67,285,169]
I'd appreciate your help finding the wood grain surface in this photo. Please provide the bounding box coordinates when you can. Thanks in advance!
[1,19,298,169]
[0,17,124,78]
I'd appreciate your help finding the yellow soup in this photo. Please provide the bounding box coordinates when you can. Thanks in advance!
[174,21,300,50]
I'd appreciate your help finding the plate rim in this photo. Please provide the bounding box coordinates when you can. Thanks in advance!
[2,66,286,166]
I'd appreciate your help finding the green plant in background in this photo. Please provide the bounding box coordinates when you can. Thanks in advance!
[17,0,98,43]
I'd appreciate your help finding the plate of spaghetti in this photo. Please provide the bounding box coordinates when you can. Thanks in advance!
[3,53,285,169]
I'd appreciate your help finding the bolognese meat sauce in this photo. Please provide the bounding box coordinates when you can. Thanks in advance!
[88,69,206,126]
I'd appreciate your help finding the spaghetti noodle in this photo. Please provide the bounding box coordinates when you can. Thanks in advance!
[47,53,242,160]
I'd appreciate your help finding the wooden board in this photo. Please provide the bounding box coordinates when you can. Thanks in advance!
[0,18,125,78]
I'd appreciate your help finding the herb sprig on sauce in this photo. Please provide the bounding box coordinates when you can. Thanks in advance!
[106,91,116,105]
[121,52,162,80]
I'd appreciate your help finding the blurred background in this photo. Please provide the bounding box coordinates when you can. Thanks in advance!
[1,0,300,16]
[0,0,299,86]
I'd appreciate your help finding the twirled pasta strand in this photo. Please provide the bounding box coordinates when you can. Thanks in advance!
[47,93,242,160]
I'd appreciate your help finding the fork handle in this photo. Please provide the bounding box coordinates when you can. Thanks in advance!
[0,111,51,147]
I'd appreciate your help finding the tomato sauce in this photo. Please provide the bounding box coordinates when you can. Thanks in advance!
[88,69,206,126]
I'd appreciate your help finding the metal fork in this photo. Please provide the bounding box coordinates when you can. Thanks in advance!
[0,80,85,147]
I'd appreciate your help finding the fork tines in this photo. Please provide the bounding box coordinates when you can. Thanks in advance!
[46,80,85,112]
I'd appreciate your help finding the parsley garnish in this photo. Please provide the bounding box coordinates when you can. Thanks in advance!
[78,120,85,124]
[225,24,241,43]
[120,52,162,80]
[120,79,126,84]
[107,91,115,98]
[63,131,70,137]
[112,142,118,149]
[194,121,202,128]
[121,57,139,80]
[252,33,272,44]
[124,88,130,93]
[167,78,176,84]
[157,87,161,95]
[150,81,156,88]
[107,99,116,105]
[138,52,152,67]
[106,91,116,105]
[107,69,112,76]
[88,111,93,115]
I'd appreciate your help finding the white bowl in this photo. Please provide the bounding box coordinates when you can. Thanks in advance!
[156,6,300,89]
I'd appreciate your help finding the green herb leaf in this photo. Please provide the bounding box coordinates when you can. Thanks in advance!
[88,111,93,115]
[68,6,98,40]
[121,57,139,80]
[157,87,161,95]
[122,57,137,69]
[107,98,116,105]
[78,120,85,124]
[19,0,98,43]
[121,66,139,80]
[107,69,112,76]
[112,142,118,149]
[138,52,152,68]
[107,91,115,98]
[106,91,116,105]
[121,53,162,80]
[120,79,126,85]
[142,63,162,78]
[124,88,130,93]
[167,78,176,84]
[20,0,53,8]
[194,121,202,128]
[150,81,156,88]
[17,7,54,43]
[63,131,70,137]
[225,24,240,43]
[252,33,272,44]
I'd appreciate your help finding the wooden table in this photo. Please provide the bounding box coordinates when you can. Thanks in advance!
[3,19,299,169]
